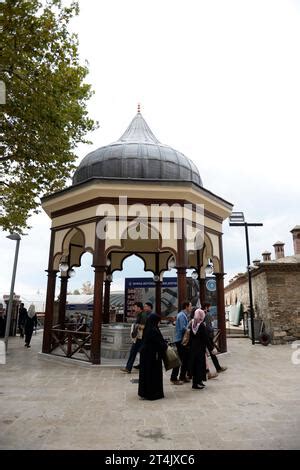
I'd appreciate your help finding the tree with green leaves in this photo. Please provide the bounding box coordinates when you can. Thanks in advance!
[0,0,97,233]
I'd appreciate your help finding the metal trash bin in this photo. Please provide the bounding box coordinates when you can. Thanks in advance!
[248,318,262,341]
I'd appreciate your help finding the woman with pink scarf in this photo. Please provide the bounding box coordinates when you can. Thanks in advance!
[189,308,214,390]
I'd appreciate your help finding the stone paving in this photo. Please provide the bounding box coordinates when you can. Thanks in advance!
[0,331,300,450]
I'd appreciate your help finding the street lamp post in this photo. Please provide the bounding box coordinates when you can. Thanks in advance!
[4,233,21,352]
[229,212,263,345]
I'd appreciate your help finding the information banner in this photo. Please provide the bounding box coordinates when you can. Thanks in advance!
[124,277,177,318]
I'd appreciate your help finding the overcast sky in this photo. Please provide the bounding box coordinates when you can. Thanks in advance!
[1,0,300,302]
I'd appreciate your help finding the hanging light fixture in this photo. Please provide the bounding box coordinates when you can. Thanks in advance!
[205,259,214,276]
[106,258,111,267]
[191,270,198,280]
[59,262,69,273]
[168,256,176,269]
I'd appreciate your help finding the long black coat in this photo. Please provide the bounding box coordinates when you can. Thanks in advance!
[24,315,37,335]
[189,322,213,384]
[138,314,168,400]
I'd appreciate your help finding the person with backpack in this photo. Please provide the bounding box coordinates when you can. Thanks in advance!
[120,302,151,373]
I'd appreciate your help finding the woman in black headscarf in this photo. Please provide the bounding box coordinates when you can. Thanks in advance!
[138,313,168,400]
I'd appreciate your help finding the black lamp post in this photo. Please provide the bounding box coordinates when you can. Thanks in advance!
[229,212,263,345]
[4,233,21,352]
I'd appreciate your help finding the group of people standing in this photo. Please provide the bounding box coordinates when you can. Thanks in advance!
[171,301,227,390]
[121,300,227,400]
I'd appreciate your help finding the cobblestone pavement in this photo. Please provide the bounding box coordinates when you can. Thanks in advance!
[0,332,299,450]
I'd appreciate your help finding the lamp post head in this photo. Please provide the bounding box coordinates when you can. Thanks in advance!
[205,264,214,276]
[230,212,245,222]
[59,262,69,273]
[205,258,214,276]
[7,233,21,241]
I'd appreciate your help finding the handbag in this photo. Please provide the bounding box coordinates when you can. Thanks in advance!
[163,345,181,371]
[181,328,191,346]
[130,323,139,340]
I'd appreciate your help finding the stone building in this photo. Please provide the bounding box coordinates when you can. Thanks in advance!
[225,226,300,344]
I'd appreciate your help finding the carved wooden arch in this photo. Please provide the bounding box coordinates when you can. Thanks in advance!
[106,221,177,276]
[212,255,221,273]
[110,252,155,275]
[52,226,94,271]
[62,227,85,254]
[70,249,94,270]
[109,250,177,277]
[105,220,177,258]
[204,232,213,259]
[198,232,221,276]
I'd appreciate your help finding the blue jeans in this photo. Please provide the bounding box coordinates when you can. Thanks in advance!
[126,339,143,371]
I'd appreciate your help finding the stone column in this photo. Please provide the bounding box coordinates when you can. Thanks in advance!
[91,234,105,364]
[199,278,206,307]
[103,278,111,324]
[155,280,162,316]
[42,270,58,354]
[215,272,227,353]
[177,267,187,311]
[177,221,187,311]
[91,266,105,364]
[58,274,69,328]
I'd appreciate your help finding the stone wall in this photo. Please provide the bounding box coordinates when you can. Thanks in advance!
[265,269,300,344]
[252,271,269,320]
[225,265,300,344]
[225,275,249,307]
[225,271,269,323]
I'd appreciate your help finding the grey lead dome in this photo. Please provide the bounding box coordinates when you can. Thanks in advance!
[72,111,203,186]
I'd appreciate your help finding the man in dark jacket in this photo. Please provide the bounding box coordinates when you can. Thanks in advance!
[18,303,28,338]
[0,311,5,337]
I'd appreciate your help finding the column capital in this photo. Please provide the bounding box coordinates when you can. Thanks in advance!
[92,264,106,271]
[214,272,226,278]
[45,269,58,276]
[176,266,188,272]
